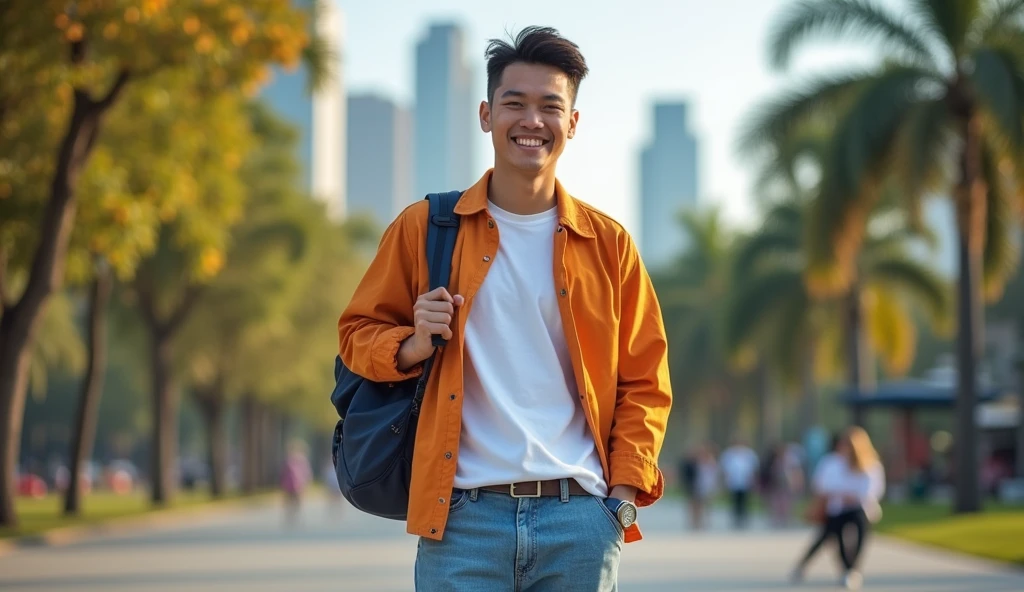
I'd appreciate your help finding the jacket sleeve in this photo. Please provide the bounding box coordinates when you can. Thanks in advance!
[337,205,425,382]
[607,234,673,507]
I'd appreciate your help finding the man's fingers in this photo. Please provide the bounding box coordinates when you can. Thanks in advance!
[421,287,453,303]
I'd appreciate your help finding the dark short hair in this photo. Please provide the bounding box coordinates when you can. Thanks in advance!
[485,26,589,106]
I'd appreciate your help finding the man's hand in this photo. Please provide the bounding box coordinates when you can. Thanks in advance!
[397,287,465,371]
[609,485,638,503]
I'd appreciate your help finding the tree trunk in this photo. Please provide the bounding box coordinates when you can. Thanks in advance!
[149,333,178,506]
[756,358,779,452]
[845,284,873,427]
[799,339,819,439]
[64,263,114,516]
[0,74,127,527]
[196,389,227,498]
[240,395,257,494]
[953,112,986,514]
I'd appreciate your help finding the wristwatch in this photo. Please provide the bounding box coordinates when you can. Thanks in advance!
[603,497,638,528]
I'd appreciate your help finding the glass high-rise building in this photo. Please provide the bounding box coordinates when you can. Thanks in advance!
[414,23,477,198]
[639,101,699,270]
[346,94,413,226]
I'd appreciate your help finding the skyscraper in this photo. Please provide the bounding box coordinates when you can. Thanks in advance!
[639,101,699,269]
[259,0,346,219]
[414,23,476,197]
[346,94,413,225]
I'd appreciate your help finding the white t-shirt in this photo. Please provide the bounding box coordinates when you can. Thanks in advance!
[453,201,608,497]
[719,445,759,491]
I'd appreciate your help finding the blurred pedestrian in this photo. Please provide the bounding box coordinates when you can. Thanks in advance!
[764,442,803,528]
[792,427,885,590]
[281,440,312,527]
[720,438,759,529]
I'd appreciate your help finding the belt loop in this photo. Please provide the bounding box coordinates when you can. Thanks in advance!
[469,488,479,502]
[559,478,569,503]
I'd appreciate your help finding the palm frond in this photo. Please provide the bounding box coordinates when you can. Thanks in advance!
[910,0,981,60]
[981,137,1022,300]
[302,0,339,94]
[733,230,802,279]
[863,283,918,376]
[891,99,956,203]
[972,0,1024,43]
[807,67,935,293]
[773,291,815,385]
[725,265,806,353]
[972,46,1024,151]
[865,253,952,331]
[768,0,938,70]
[737,71,873,158]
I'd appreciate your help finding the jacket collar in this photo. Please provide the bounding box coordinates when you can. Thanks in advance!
[454,169,596,239]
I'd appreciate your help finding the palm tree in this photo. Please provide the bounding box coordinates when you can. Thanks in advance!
[654,208,747,445]
[745,0,1024,513]
[728,197,950,423]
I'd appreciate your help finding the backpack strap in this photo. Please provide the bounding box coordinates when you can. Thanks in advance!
[424,191,462,347]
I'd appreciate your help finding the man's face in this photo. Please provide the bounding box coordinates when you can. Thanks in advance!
[479,62,578,174]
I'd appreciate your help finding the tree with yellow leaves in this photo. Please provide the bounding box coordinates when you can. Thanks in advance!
[0,0,329,527]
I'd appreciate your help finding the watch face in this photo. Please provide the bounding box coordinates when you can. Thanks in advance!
[618,502,637,528]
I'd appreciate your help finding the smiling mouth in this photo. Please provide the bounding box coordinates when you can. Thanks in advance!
[513,137,549,148]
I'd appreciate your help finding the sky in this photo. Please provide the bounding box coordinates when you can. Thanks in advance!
[334,0,885,238]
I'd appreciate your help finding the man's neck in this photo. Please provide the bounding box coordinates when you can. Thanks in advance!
[487,166,557,215]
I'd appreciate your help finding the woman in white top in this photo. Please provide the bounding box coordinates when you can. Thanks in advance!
[832,426,885,589]
[792,427,885,590]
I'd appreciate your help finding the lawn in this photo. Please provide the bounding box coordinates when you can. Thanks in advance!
[1,489,274,541]
[876,501,1024,566]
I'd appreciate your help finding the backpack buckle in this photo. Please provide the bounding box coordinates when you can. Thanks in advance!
[431,214,458,227]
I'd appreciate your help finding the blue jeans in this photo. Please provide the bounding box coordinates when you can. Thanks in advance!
[415,481,623,591]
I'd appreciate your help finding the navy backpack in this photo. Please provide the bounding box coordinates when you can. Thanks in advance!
[330,190,462,520]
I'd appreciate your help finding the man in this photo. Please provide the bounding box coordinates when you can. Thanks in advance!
[719,438,759,529]
[338,26,672,591]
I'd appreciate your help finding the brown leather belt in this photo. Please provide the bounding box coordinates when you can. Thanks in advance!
[479,479,591,498]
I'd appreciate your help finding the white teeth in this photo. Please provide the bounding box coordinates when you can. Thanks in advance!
[515,138,544,147]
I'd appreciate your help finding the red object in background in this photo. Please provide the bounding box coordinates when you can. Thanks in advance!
[17,474,47,498]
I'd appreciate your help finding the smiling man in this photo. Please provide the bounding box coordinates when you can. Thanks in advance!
[338,26,672,591]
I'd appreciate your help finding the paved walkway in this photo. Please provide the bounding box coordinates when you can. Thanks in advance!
[0,494,1021,591]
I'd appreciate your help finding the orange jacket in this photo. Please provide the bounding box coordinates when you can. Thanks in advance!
[338,170,672,543]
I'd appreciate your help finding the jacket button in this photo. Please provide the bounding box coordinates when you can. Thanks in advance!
[430,528,437,534]
[488,219,495,228]
[439,497,445,504]
[557,226,563,233]
[560,289,567,297]
[483,256,491,262]
[450,393,456,400]
[445,451,452,459]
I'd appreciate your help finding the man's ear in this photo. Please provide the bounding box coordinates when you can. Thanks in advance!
[568,109,579,138]
[479,100,492,133]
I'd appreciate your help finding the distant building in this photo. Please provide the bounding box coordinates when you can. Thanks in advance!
[414,23,477,198]
[346,94,413,225]
[259,0,346,219]
[639,101,699,269]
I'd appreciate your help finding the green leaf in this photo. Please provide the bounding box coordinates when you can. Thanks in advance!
[909,0,981,60]
[768,0,938,69]
[738,70,872,157]
[971,0,1024,44]
[981,137,1022,300]
[726,264,806,353]
[891,99,956,202]
[972,46,1024,150]
[865,253,952,328]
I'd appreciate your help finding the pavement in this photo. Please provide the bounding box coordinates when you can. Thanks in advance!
[0,493,1021,591]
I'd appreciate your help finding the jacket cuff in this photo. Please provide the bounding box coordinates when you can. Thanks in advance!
[608,450,664,507]
[370,326,423,381]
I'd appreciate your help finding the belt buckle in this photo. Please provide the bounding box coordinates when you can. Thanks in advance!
[510,481,542,498]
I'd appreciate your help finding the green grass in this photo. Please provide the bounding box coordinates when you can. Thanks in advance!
[1,489,274,541]
[876,501,1024,566]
